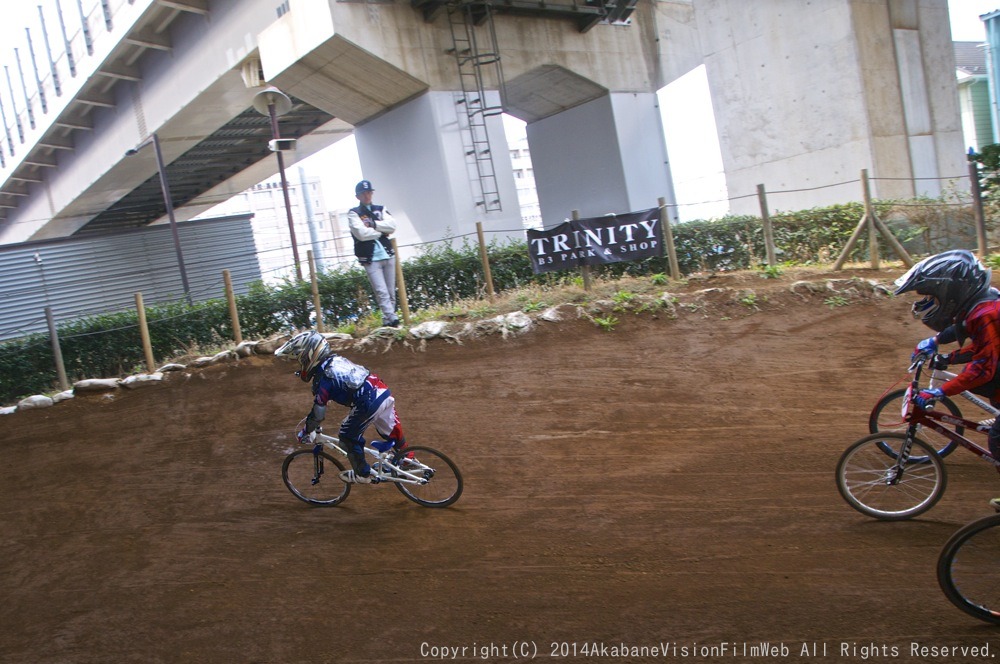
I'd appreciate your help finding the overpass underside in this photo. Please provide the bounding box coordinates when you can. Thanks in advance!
[0,0,646,245]
[0,0,966,250]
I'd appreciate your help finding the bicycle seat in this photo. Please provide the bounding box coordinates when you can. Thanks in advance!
[371,440,395,453]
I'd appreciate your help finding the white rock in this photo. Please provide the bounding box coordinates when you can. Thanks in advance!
[540,304,583,322]
[410,321,448,339]
[234,341,257,357]
[191,350,237,367]
[121,373,164,388]
[0,406,16,415]
[475,318,504,335]
[539,306,563,322]
[157,363,186,372]
[451,322,476,339]
[502,311,533,330]
[17,395,54,410]
[73,378,120,392]
[52,390,74,403]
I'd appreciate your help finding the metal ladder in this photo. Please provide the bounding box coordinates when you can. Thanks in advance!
[446,1,505,212]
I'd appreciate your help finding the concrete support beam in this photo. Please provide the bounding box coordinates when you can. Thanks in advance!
[0,0,969,248]
[654,0,965,213]
[98,63,143,82]
[258,1,428,125]
[353,91,523,253]
[156,0,210,15]
[54,117,93,131]
[125,29,172,51]
[167,116,355,223]
[38,135,75,151]
[76,92,117,109]
[528,92,675,223]
[504,65,608,123]
[23,154,58,168]
[259,0,661,126]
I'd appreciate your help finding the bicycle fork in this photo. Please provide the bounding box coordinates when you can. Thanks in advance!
[886,428,918,485]
[310,444,325,485]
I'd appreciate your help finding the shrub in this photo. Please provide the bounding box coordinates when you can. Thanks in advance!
[0,196,979,404]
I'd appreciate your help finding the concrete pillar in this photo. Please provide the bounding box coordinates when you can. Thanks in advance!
[527,92,677,225]
[353,90,523,256]
[685,0,965,214]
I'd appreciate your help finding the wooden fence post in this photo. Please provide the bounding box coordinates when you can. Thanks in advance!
[863,169,880,269]
[391,238,411,326]
[307,250,325,333]
[658,197,681,280]
[756,184,777,266]
[476,221,496,302]
[833,169,913,270]
[222,269,243,345]
[44,306,69,391]
[573,210,592,291]
[134,293,156,373]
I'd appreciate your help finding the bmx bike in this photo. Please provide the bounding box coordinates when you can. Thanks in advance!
[281,428,463,508]
[837,356,1000,521]
[937,512,1000,624]
[868,355,998,462]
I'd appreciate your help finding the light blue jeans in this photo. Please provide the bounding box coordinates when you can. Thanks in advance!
[364,259,397,321]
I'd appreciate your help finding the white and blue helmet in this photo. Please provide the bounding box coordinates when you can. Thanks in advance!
[274,330,331,382]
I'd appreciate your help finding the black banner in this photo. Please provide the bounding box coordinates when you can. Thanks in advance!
[527,207,662,274]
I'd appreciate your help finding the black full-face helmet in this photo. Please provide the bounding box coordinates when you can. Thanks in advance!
[894,250,993,332]
[274,330,331,382]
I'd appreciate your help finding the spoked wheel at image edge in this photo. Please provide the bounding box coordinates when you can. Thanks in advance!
[835,432,947,521]
[937,513,1000,624]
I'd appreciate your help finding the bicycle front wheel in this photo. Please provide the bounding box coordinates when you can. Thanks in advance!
[282,449,351,506]
[391,445,463,508]
[836,432,946,520]
[938,513,1000,624]
[868,389,961,460]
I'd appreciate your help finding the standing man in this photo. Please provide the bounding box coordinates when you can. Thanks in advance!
[348,179,400,327]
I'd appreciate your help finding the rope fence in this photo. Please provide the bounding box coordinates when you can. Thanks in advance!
[0,166,993,403]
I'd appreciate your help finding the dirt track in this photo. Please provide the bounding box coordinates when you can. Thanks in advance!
[3,268,1000,664]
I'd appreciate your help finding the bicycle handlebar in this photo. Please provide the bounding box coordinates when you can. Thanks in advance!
[908,353,949,374]
[908,355,927,374]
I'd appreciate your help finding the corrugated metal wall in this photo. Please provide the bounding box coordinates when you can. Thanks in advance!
[0,215,262,341]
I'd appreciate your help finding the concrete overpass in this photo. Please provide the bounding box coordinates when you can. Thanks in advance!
[0,0,967,252]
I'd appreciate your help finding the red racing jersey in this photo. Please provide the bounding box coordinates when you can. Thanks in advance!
[941,299,1000,399]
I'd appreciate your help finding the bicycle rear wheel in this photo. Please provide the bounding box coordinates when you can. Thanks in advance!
[836,432,946,520]
[937,513,1000,624]
[868,389,961,460]
[282,449,351,506]
[391,445,463,508]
